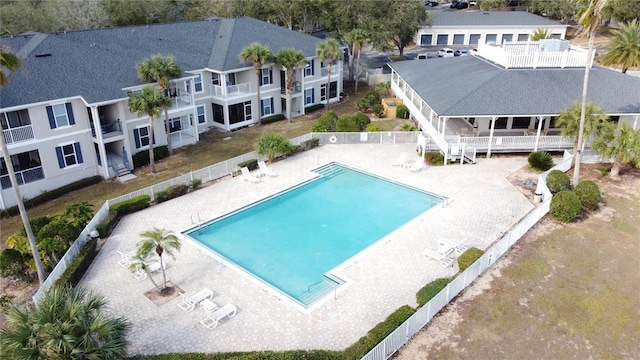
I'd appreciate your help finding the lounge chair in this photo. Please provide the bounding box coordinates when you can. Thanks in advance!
[423,248,455,268]
[199,303,237,329]
[178,287,214,312]
[439,238,469,255]
[408,157,426,172]
[257,161,276,177]
[132,261,166,281]
[240,167,260,183]
[117,250,133,267]
[391,152,409,167]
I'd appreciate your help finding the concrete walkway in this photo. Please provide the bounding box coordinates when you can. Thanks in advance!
[80,144,534,355]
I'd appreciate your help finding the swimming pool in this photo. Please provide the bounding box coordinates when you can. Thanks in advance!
[184,162,443,308]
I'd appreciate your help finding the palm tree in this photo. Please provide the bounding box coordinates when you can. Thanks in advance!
[0,48,46,285]
[573,0,610,187]
[346,29,369,94]
[592,122,640,179]
[601,19,640,73]
[530,28,552,41]
[275,48,307,123]
[316,38,342,110]
[137,54,182,156]
[128,86,171,174]
[239,42,273,126]
[128,252,163,292]
[137,227,181,290]
[0,286,129,359]
[556,102,608,156]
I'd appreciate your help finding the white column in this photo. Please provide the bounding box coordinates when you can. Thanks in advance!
[442,117,448,137]
[534,116,544,152]
[91,106,109,178]
[634,115,639,130]
[487,116,497,158]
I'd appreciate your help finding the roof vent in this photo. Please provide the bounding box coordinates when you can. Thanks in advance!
[35,53,52,58]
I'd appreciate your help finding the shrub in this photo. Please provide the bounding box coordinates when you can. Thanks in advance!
[304,104,325,114]
[335,115,361,132]
[357,91,380,112]
[132,145,169,168]
[238,159,258,171]
[155,184,189,203]
[352,112,371,131]
[372,104,384,118]
[546,170,571,193]
[528,151,553,171]
[96,211,119,238]
[0,248,29,281]
[575,180,600,211]
[375,82,390,98]
[109,195,151,218]
[299,138,320,151]
[458,247,485,272]
[424,151,444,165]
[255,132,291,162]
[550,190,582,222]
[55,238,98,287]
[399,122,417,131]
[417,277,452,306]
[312,111,338,132]
[396,104,409,119]
[190,179,202,189]
[366,123,381,132]
[261,114,286,125]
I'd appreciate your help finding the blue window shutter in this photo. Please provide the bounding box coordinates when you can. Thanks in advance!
[47,106,56,129]
[134,128,140,148]
[260,100,264,116]
[259,72,263,86]
[55,146,65,168]
[270,98,274,113]
[152,130,155,145]
[312,88,315,102]
[74,142,83,164]
[269,69,273,84]
[66,103,75,125]
[311,60,315,75]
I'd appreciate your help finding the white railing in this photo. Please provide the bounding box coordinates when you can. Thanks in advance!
[0,166,44,190]
[170,127,196,146]
[321,67,339,76]
[168,94,191,109]
[361,152,574,360]
[211,83,252,98]
[2,124,35,144]
[477,41,588,69]
[314,132,420,145]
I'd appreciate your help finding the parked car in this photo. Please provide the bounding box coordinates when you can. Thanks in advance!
[416,53,436,60]
[438,48,454,58]
[425,0,439,6]
[451,1,469,8]
[454,49,469,56]
[469,0,478,5]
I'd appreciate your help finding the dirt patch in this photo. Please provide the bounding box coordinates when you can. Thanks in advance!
[143,282,182,307]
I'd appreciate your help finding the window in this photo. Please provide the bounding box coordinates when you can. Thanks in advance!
[502,34,513,44]
[244,101,252,121]
[228,101,252,124]
[194,74,203,92]
[320,82,337,101]
[549,116,557,128]
[212,103,224,125]
[260,67,272,86]
[56,142,83,168]
[169,117,181,132]
[512,116,531,129]
[436,34,448,45]
[1,150,43,189]
[197,106,206,124]
[551,33,562,39]
[304,88,315,105]
[469,34,481,45]
[261,98,274,116]
[46,103,75,129]
[495,117,508,129]
[134,126,151,148]
[211,73,221,85]
[304,60,314,77]
[485,34,497,44]
[420,34,433,45]
[518,34,529,42]
[453,34,465,45]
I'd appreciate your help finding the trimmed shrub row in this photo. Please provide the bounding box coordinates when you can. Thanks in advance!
[304,104,325,114]
[132,145,170,168]
[458,247,485,272]
[550,180,601,223]
[417,277,452,306]
[237,159,258,171]
[423,151,444,165]
[155,184,189,204]
[110,195,151,218]
[54,238,99,288]
[261,114,286,125]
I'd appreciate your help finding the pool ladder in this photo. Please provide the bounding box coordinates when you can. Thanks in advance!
[316,163,343,178]
[191,213,206,234]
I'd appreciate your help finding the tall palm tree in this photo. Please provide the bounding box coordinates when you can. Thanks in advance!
[591,122,640,179]
[346,29,369,94]
[275,48,307,123]
[128,252,163,292]
[137,54,182,156]
[316,38,342,110]
[573,0,610,187]
[128,86,171,174]
[556,102,608,156]
[0,286,129,359]
[137,227,181,290]
[239,42,273,126]
[601,19,640,73]
[0,48,46,285]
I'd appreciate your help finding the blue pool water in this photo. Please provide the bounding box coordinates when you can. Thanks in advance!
[184,163,443,307]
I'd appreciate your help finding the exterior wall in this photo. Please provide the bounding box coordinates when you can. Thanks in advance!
[417,25,567,46]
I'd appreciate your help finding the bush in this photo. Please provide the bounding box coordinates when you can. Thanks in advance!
[96,211,119,238]
[0,248,29,281]
[396,104,409,119]
[335,115,361,132]
[399,122,416,131]
[366,123,381,132]
[304,104,325,114]
[575,180,600,211]
[528,151,553,171]
[352,112,371,131]
[255,132,291,162]
[299,138,320,151]
[417,277,452,306]
[423,151,444,165]
[261,114,286,125]
[372,104,384,118]
[109,195,151,218]
[357,91,380,112]
[190,179,202,189]
[550,190,582,222]
[55,238,98,287]
[375,82,390,98]
[155,184,189,203]
[237,159,258,171]
[312,111,338,132]
[458,247,485,272]
[132,145,170,168]
[546,170,571,193]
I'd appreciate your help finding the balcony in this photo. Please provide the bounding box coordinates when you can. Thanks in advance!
[477,41,589,69]
[168,94,192,110]
[2,124,35,145]
[321,66,339,76]
[211,82,252,99]
[0,166,44,190]
[92,120,123,139]
[280,81,301,94]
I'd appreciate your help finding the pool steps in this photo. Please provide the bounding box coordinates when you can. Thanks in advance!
[299,275,342,306]
[314,163,344,178]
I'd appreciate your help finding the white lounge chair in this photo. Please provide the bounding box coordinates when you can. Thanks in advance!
[439,238,469,255]
[391,152,409,167]
[257,161,276,177]
[132,261,166,281]
[199,303,237,329]
[178,287,214,312]
[423,248,455,268]
[240,167,260,183]
[408,157,426,172]
[117,250,133,267]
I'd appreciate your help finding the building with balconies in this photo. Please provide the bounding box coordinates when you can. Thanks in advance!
[0,17,344,209]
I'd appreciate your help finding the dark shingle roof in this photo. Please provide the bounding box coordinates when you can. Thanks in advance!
[388,56,640,116]
[432,11,566,27]
[0,17,324,108]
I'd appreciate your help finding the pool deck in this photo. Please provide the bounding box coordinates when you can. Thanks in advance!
[80,144,534,355]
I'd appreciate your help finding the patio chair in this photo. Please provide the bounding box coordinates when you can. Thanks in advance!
[423,248,455,268]
[439,237,469,255]
[240,167,260,183]
[391,152,409,167]
[199,303,237,329]
[257,161,276,177]
[132,262,165,281]
[177,287,214,312]
[408,157,426,172]
[117,250,133,267]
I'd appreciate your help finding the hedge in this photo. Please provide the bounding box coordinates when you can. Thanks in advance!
[261,114,286,125]
[131,351,343,360]
[54,238,98,288]
[423,151,444,165]
[237,159,258,171]
[109,195,151,218]
[132,146,170,168]
[299,138,320,151]
[304,104,325,114]
[155,184,189,204]
[417,277,452,306]
[458,247,485,272]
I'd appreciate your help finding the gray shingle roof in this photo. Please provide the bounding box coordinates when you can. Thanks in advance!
[0,17,324,108]
[432,11,566,27]
[388,56,640,116]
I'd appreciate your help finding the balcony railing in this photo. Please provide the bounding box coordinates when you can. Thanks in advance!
[211,82,252,99]
[168,94,192,110]
[2,124,35,145]
[280,81,301,94]
[320,67,339,76]
[0,166,44,190]
[477,41,589,69]
[92,120,122,138]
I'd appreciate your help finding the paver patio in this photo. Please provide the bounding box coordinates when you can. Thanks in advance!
[80,144,533,355]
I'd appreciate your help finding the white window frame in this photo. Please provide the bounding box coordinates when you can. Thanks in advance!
[197,105,206,124]
[194,74,203,93]
[261,98,273,116]
[304,60,314,77]
[304,88,314,105]
[320,84,327,102]
[59,142,79,167]
[261,68,271,86]
[244,101,252,121]
[211,73,221,85]
[52,103,70,128]
[136,125,150,148]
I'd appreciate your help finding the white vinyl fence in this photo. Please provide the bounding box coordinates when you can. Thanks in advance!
[361,151,574,360]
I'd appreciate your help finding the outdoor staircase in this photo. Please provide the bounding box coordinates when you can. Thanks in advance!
[314,163,344,178]
[116,164,137,183]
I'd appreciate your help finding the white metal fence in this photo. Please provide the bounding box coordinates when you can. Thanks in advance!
[361,151,574,360]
